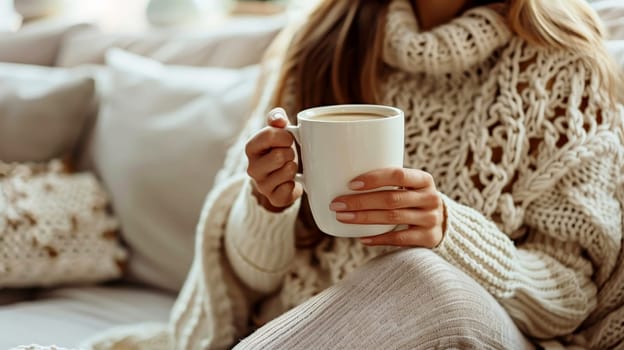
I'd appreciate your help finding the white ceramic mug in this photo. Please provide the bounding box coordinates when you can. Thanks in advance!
[286,104,404,238]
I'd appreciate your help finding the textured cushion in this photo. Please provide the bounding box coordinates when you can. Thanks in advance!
[0,161,126,289]
[56,18,284,68]
[0,62,95,162]
[86,49,260,291]
[0,22,92,66]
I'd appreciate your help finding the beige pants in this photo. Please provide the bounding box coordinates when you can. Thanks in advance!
[235,249,534,350]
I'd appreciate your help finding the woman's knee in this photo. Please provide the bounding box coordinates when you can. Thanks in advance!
[346,249,530,348]
[347,248,478,298]
[238,249,531,349]
[355,248,504,311]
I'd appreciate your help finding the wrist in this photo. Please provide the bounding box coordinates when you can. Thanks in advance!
[251,180,292,213]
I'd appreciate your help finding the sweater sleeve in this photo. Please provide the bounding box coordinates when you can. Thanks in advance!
[225,178,301,294]
[434,135,623,339]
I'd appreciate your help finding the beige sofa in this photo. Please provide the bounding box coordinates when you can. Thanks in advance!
[1,2,623,348]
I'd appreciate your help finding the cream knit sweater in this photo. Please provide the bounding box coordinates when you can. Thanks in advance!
[224,0,624,344]
[83,1,624,349]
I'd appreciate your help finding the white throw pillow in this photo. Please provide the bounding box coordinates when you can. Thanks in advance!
[0,62,95,162]
[91,49,259,291]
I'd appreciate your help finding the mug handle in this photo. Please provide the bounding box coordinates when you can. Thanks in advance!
[285,125,306,191]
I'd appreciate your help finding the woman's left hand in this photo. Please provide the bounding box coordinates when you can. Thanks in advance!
[330,167,446,248]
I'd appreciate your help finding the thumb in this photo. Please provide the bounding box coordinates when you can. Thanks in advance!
[267,107,289,129]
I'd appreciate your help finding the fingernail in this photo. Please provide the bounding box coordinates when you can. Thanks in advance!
[329,202,347,211]
[360,238,373,244]
[336,212,355,220]
[349,181,365,190]
[269,112,285,121]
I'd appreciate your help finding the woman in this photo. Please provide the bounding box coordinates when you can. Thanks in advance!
[168,0,624,349]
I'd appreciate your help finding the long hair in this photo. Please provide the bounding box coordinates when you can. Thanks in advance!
[273,0,622,243]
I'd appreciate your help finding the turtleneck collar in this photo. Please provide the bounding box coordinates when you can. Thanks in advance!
[383,0,513,75]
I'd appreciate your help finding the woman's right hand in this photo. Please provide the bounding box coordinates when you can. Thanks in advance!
[245,108,304,212]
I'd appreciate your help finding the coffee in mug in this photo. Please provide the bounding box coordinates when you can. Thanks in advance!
[286,105,404,238]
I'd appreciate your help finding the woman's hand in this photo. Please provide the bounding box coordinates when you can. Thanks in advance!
[330,167,446,247]
[246,108,303,212]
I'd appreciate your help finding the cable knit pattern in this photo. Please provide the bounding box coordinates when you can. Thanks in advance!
[379,0,622,342]
[383,1,512,75]
[84,1,624,349]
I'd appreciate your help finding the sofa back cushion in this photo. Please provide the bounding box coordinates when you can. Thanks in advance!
[57,18,284,68]
[0,22,93,66]
[88,49,259,291]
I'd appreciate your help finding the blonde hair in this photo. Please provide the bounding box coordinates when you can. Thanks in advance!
[274,0,622,242]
